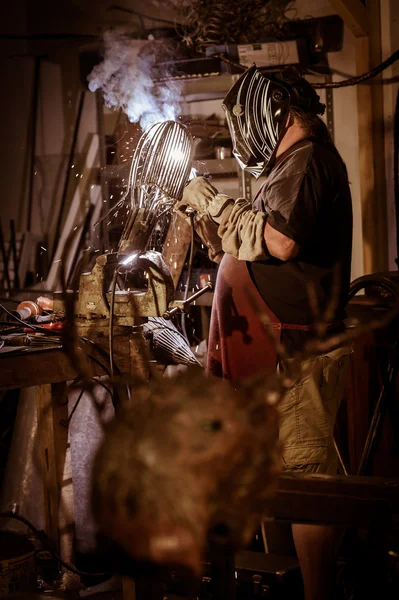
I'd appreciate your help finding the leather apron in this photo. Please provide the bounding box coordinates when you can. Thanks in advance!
[207,254,282,381]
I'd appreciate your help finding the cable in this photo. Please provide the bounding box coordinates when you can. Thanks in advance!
[60,388,84,428]
[109,4,178,27]
[0,512,109,578]
[109,270,118,378]
[181,211,195,341]
[216,48,399,90]
[61,378,113,428]
[80,337,122,376]
[312,48,399,89]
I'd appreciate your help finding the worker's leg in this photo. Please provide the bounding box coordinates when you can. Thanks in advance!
[277,347,352,600]
[292,523,337,600]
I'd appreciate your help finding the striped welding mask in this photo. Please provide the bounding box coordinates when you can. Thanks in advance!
[222,65,291,179]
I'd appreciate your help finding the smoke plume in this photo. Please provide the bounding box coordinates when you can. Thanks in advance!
[88,31,182,131]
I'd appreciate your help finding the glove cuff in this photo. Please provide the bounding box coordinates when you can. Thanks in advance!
[208,194,234,224]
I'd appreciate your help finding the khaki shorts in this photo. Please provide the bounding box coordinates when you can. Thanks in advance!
[277,346,352,475]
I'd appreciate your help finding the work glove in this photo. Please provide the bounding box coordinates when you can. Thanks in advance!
[208,196,269,261]
[175,176,219,216]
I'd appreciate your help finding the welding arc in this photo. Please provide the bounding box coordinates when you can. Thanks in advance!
[0,512,109,578]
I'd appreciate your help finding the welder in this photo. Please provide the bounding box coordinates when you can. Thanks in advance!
[176,66,353,600]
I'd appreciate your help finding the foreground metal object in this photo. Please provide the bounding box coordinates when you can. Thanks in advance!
[92,370,280,575]
[119,120,193,255]
[53,251,176,338]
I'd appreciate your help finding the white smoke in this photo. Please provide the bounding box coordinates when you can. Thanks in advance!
[88,31,182,131]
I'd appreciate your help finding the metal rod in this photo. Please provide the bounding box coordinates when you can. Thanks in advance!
[49,91,85,267]
[10,220,20,289]
[26,56,41,233]
[357,339,399,475]
[0,218,11,290]
[334,437,348,476]
[96,90,110,254]
[66,203,95,288]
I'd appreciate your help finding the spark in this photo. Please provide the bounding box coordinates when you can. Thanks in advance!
[120,251,138,266]
[40,246,47,251]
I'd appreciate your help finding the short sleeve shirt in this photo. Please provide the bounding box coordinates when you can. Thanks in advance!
[248,138,353,350]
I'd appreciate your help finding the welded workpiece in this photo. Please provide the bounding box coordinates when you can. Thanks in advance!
[143,317,201,366]
[57,121,195,337]
[72,251,175,332]
[118,120,193,256]
[92,370,280,575]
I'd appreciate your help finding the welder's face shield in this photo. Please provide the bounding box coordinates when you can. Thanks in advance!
[223,66,291,179]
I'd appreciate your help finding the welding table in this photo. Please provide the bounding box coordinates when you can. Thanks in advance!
[1,347,399,599]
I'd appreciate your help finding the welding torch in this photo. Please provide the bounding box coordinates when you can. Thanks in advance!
[163,281,213,319]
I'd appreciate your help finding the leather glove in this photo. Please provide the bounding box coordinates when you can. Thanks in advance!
[208,196,269,261]
[174,177,218,216]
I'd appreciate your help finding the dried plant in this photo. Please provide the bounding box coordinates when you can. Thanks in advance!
[169,0,296,50]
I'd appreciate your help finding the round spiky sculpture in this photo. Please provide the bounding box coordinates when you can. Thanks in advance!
[92,370,281,575]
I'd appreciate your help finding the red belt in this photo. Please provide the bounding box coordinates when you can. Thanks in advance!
[207,254,342,382]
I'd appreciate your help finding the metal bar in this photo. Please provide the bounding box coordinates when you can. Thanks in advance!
[26,56,41,233]
[10,220,20,289]
[49,91,85,267]
[357,339,399,475]
[0,218,11,290]
[96,90,109,254]
[334,437,348,476]
[66,203,95,289]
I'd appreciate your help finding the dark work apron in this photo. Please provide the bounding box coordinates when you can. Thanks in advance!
[207,254,282,381]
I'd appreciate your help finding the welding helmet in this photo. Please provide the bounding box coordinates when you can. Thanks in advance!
[222,65,325,179]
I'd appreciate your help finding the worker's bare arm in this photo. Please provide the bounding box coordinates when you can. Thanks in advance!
[264,221,300,261]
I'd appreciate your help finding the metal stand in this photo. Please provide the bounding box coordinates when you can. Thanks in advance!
[347,273,399,475]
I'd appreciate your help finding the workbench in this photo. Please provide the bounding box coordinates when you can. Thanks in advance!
[0,347,110,565]
[1,346,399,599]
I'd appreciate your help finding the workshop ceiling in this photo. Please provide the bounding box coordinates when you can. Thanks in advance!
[26,1,178,37]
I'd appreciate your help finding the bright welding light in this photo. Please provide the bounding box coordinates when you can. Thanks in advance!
[170,148,185,162]
[120,251,139,266]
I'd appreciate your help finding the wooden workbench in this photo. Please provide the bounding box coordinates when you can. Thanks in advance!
[2,344,399,599]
